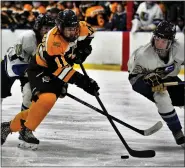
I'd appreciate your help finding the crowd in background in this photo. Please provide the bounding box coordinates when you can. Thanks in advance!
[1,1,184,32]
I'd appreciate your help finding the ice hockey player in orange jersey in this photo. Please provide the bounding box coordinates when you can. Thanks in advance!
[1,9,100,150]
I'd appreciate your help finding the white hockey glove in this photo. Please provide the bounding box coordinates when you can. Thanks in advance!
[143,73,167,92]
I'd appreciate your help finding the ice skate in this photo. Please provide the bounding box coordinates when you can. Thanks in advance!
[1,122,11,145]
[18,127,40,151]
[173,130,185,148]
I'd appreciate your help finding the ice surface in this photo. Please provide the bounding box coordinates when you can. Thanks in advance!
[1,70,184,167]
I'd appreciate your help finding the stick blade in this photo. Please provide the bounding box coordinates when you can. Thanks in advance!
[129,149,155,158]
[144,121,163,136]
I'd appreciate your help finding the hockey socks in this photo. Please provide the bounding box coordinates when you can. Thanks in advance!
[159,109,182,133]
[10,93,56,132]
[24,93,56,131]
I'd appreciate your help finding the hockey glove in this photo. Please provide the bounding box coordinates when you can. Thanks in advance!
[73,45,92,64]
[144,72,162,86]
[69,71,100,96]
[152,84,167,92]
[143,72,166,92]
[82,76,100,96]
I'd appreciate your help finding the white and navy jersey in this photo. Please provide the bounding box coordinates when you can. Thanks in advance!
[128,41,184,84]
[136,2,163,26]
[5,30,37,77]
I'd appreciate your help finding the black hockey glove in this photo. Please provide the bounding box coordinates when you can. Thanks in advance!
[69,71,100,96]
[82,76,100,96]
[143,72,166,92]
[73,45,92,64]
[60,83,68,98]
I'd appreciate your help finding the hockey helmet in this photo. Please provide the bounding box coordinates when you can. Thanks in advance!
[34,14,55,32]
[152,20,176,57]
[153,20,176,40]
[56,9,79,42]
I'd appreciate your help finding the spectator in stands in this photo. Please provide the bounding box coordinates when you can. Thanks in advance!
[23,4,35,27]
[32,1,46,18]
[165,2,184,23]
[157,1,167,19]
[82,2,108,30]
[57,1,65,11]
[13,2,33,29]
[176,16,185,32]
[107,3,127,31]
[1,1,184,33]
[131,1,163,32]
[46,1,57,12]
[1,2,18,31]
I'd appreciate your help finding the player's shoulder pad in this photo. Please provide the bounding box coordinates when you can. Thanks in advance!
[44,27,67,56]
[17,30,36,42]
[172,40,184,62]
[16,30,36,51]
[172,40,182,50]
[132,43,152,62]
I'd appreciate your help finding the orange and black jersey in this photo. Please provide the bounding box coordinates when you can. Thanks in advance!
[35,21,94,83]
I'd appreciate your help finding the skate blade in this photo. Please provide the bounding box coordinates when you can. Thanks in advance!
[18,140,38,151]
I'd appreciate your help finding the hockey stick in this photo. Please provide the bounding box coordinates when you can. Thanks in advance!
[79,63,155,158]
[67,93,163,136]
[163,81,185,87]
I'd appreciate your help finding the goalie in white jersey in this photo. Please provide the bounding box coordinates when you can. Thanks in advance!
[1,14,55,149]
[128,20,185,147]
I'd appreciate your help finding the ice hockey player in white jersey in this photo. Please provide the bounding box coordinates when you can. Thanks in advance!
[1,14,55,110]
[128,20,185,147]
[1,14,55,149]
[131,1,163,32]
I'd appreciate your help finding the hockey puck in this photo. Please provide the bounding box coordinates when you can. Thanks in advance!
[121,155,129,159]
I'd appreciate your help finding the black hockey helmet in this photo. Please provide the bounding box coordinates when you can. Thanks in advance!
[153,20,176,40]
[56,9,79,42]
[33,14,55,32]
[152,20,176,58]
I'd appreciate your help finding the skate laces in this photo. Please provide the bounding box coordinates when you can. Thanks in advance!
[22,128,37,139]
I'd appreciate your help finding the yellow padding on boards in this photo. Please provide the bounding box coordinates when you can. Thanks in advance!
[179,68,184,75]
[74,63,121,71]
[74,64,184,75]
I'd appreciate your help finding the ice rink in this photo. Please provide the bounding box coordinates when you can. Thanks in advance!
[1,70,184,167]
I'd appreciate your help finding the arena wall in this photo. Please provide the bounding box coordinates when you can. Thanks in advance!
[1,30,184,73]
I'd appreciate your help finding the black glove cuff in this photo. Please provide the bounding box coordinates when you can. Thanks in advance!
[68,71,86,88]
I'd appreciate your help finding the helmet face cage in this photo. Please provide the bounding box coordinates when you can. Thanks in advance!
[152,21,176,57]
[56,10,79,42]
[152,36,172,57]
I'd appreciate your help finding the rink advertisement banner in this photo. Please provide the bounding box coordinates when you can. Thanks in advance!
[1,30,184,73]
